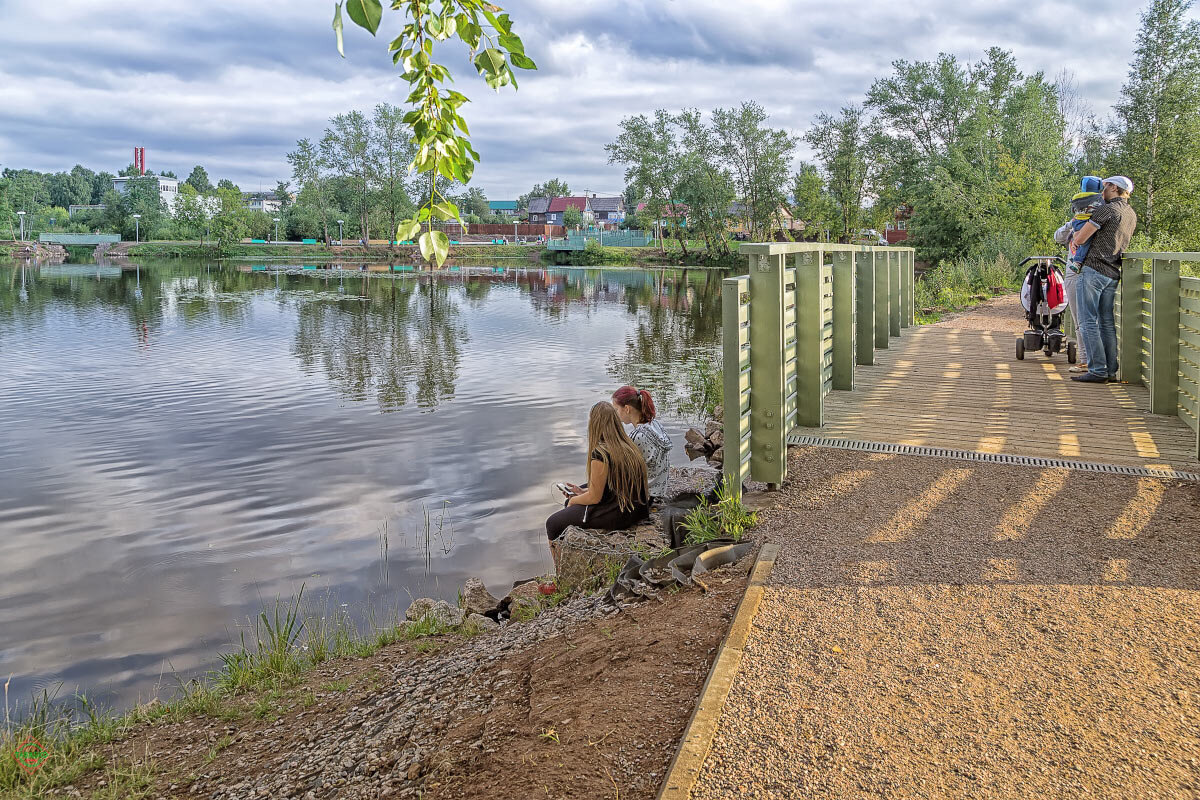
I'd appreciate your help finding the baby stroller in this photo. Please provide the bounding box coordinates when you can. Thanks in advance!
[1017,256,1076,363]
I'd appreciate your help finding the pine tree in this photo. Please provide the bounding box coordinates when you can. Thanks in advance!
[1111,0,1200,240]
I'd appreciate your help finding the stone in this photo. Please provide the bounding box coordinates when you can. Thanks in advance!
[555,525,666,590]
[684,442,709,461]
[707,446,725,465]
[460,577,499,615]
[713,404,723,420]
[705,419,723,439]
[708,429,724,449]
[502,580,543,621]
[684,427,707,447]
[464,613,500,632]
[405,598,464,627]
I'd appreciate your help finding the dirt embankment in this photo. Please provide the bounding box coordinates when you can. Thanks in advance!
[56,565,750,799]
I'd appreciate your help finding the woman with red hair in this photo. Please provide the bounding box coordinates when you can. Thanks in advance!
[612,385,672,500]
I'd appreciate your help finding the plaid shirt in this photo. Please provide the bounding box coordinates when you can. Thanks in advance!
[1082,197,1137,280]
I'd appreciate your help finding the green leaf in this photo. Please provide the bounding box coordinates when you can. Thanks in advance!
[397,219,421,241]
[431,231,450,266]
[484,48,506,74]
[499,33,524,55]
[332,2,345,57]
[418,231,434,262]
[345,0,383,35]
[510,52,536,70]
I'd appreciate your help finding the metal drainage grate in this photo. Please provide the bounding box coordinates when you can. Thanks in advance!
[786,434,1200,482]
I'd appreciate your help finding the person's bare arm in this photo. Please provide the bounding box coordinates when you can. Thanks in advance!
[567,460,607,506]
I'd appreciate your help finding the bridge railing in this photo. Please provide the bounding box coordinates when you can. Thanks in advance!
[722,242,916,491]
[1117,253,1200,456]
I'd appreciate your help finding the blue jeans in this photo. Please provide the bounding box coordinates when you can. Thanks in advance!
[1062,267,1088,364]
[1079,266,1118,378]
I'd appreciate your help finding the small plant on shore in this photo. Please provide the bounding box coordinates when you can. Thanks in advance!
[680,482,758,544]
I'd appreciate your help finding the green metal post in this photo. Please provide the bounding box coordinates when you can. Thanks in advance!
[795,249,824,428]
[889,251,902,337]
[1149,259,1181,415]
[907,250,916,326]
[855,249,875,365]
[747,251,787,485]
[900,250,912,329]
[874,251,890,350]
[831,249,855,390]
[1118,258,1144,385]
[722,277,748,495]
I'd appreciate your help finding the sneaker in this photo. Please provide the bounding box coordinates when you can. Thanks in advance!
[1068,365,1088,373]
[1071,373,1109,383]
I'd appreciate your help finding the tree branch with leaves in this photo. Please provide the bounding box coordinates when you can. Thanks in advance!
[333,0,536,266]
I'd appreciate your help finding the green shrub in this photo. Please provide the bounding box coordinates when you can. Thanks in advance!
[680,482,758,544]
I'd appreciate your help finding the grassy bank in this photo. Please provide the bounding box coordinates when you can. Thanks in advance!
[550,239,741,268]
[915,255,1021,323]
[124,241,544,263]
[0,589,496,798]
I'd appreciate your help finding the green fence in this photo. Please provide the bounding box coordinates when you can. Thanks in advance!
[722,243,916,492]
[1115,253,1200,456]
[38,233,121,245]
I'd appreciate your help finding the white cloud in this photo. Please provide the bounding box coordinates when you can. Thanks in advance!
[0,0,1188,198]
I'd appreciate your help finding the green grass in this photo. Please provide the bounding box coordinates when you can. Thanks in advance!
[0,586,482,797]
[680,481,759,545]
[914,254,1022,323]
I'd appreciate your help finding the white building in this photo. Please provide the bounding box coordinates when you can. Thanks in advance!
[243,192,282,214]
[112,175,181,215]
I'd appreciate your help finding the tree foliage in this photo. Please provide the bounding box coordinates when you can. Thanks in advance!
[333,0,536,265]
[1109,0,1200,243]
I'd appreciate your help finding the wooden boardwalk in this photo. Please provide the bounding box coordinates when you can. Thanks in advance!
[795,305,1200,474]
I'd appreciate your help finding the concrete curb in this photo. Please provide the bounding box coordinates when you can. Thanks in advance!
[657,541,780,800]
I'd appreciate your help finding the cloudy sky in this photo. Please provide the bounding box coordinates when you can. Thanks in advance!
[0,0,1183,199]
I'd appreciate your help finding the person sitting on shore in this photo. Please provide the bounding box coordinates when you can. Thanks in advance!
[611,385,672,502]
[546,402,650,541]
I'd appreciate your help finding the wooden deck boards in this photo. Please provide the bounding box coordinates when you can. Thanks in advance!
[797,325,1200,472]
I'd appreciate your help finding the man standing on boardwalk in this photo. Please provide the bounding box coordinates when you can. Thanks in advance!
[1069,176,1138,384]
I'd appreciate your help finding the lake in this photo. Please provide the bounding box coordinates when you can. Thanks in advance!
[0,258,727,714]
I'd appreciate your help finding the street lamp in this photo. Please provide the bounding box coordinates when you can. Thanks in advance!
[16,211,25,241]
[337,219,344,243]
[273,217,280,243]
[132,213,142,243]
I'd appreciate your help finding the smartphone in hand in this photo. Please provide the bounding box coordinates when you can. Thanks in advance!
[555,482,576,497]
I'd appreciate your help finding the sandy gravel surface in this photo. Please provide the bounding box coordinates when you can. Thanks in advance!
[692,446,1200,800]
[928,294,1027,333]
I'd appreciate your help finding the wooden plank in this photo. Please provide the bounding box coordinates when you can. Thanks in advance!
[1151,259,1181,415]
[748,253,787,485]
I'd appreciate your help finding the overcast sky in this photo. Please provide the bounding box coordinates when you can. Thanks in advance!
[0,0,1184,199]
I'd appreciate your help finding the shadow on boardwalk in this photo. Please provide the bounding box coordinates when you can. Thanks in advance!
[692,446,1200,800]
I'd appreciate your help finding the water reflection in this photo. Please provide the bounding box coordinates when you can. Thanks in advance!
[0,259,729,714]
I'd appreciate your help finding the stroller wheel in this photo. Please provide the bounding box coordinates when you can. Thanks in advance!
[1016,338,1025,360]
[1068,341,1077,364]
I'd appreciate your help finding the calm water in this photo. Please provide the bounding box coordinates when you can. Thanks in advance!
[0,259,726,713]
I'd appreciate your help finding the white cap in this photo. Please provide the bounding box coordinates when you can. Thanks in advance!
[1103,176,1134,194]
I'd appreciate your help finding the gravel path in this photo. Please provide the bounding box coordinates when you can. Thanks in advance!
[927,294,1026,333]
[691,446,1200,799]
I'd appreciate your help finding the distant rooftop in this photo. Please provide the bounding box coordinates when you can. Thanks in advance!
[489,200,517,211]
[527,197,551,214]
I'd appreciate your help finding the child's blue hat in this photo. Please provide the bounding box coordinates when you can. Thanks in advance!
[1080,176,1102,193]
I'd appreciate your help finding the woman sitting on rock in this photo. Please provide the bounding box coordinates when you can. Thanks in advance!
[612,385,672,502]
[546,402,650,541]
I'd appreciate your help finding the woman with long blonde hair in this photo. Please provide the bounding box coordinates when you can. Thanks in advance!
[546,402,650,541]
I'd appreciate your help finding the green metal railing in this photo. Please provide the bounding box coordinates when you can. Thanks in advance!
[1116,253,1200,456]
[722,243,916,491]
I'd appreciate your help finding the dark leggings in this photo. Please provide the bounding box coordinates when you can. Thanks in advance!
[546,500,649,541]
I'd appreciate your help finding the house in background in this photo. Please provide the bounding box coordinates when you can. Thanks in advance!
[589,195,626,227]
[546,196,593,226]
[727,202,804,238]
[489,200,518,217]
[526,197,551,224]
[636,202,689,228]
[885,205,911,243]
[243,191,282,214]
[112,174,180,215]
